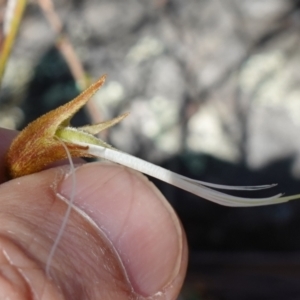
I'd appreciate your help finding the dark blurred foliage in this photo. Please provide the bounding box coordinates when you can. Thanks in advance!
[18,47,89,129]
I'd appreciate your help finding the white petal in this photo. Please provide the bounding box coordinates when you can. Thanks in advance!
[180,176,276,191]
[74,142,300,207]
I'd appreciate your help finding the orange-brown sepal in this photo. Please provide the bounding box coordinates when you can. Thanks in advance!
[6,75,106,178]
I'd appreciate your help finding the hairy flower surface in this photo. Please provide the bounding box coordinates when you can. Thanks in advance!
[6,75,126,178]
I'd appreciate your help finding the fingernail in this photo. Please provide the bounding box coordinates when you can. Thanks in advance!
[58,162,183,296]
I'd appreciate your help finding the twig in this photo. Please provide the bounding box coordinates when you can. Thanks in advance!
[37,0,102,124]
[0,0,27,87]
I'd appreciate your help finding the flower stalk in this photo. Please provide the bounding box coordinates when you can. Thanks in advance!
[6,75,300,206]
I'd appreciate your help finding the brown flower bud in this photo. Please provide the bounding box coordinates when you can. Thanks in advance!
[6,75,127,178]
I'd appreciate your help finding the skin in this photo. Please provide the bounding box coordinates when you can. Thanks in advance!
[0,128,188,299]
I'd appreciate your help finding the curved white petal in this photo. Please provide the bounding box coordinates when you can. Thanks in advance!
[74,142,300,207]
[179,176,277,191]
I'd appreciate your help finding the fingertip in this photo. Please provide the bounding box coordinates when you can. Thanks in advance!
[59,162,187,297]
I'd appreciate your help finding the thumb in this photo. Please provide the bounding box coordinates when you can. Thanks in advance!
[0,162,187,299]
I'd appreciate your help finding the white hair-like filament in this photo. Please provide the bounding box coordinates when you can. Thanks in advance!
[46,139,76,276]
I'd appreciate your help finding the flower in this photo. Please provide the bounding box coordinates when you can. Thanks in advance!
[6,75,127,178]
[6,76,300,206]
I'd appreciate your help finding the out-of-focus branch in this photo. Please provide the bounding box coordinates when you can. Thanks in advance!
[37,0,88,90]
[37,0,102,124]
[0,0,27,87]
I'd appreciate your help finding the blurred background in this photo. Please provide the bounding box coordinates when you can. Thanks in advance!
[1,0,300,299]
